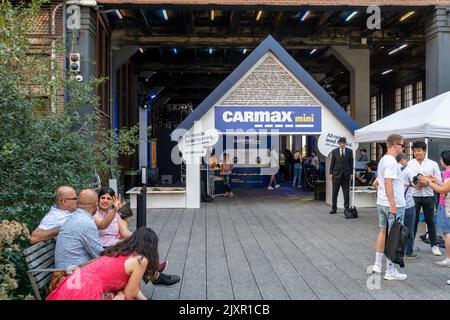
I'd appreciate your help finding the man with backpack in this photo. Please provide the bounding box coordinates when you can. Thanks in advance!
[370,134,407,281]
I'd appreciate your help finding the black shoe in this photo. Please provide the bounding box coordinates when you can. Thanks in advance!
[152,273,181,287]
[329,210,337,214]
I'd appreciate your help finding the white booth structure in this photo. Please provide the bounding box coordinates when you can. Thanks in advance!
[165,35,361,209]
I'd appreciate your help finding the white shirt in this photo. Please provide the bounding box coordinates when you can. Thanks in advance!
[407,158,442,197]
[38,205,72,230]
[270,150,279,168]
[376,155,406,208]
[340,148,345,157]
[400,165,415,209]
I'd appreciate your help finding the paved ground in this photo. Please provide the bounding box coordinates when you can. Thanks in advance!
[131,186,450,300]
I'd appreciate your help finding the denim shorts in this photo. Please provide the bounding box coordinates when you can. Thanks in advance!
[436,204,450,234]
[377,205,405,229]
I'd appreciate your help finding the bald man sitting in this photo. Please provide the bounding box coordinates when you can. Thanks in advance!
[29,186,78,245]
[54,189,104,269]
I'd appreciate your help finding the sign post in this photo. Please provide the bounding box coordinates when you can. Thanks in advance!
[136,166,147,228]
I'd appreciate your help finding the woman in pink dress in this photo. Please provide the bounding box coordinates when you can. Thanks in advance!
[47,227,160,300]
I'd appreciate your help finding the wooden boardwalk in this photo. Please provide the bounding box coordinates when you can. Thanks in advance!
[132,189,450,300]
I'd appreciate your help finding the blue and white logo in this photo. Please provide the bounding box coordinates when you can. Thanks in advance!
[215,106,322,132]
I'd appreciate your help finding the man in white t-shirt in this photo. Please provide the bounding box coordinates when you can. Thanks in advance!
[407,141,442,256]
[29,186,78,245]
[370,134,408,281]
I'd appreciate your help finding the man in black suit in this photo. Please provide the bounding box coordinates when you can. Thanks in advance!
[329,137,353,214]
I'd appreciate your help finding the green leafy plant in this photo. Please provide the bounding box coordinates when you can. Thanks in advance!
[0,0,138,299]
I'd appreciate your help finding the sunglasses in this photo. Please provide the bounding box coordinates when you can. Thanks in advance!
[63,197,78,201]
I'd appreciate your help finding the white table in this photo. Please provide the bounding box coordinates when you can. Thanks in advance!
[126,187,186,209]
[351,187,377,208]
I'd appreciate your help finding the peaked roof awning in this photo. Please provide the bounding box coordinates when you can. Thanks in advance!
[174,35,360,135]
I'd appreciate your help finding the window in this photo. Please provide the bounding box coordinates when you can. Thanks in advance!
[370,143,377,162]
[96,15,111,119]
[416,81,423,103]
[403,84,413,108]
[370,96,377,123]
[395,88,402,112]
[345,103,351,115]
[380,93,384,118]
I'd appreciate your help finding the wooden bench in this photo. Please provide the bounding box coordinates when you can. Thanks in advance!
[23,240,66,300]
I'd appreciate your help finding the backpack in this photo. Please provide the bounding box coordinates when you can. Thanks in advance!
[384,214,409,268]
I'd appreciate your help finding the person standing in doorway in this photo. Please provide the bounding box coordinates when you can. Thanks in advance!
[279,150,286,183]
[329,137,353,214]
[208,150,219,196]
[268,148,280,190]
[408,141,442,256]
[292,148,303,188]
[370,134,407,280]
[220,153,234,198]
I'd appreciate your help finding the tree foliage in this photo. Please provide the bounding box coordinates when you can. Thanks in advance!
[0,0,138,298]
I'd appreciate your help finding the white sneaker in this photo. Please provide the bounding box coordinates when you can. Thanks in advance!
[432,246,442,256]
[384,269,407,281]
[275,184,280,189]
[267,186,274,190]
[435,259,450,267]
[371,264,382,274]
[447,279,450,285]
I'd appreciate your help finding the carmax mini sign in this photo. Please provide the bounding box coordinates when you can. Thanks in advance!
[215,106,322,132]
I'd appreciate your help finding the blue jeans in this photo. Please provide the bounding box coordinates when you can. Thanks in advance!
[292,163,302,187]
[223,175,232,193]
[403,206,416,255]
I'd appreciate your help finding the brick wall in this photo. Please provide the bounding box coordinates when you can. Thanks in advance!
[97,0,450,6]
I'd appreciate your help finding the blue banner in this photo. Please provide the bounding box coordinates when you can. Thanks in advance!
[215,106,322,132]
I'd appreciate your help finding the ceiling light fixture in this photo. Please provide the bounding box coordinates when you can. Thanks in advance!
[388,44,408,55]
[345,11,358,22]
[256,10,263,21]
[301,10,310,21]
[162,9,168,21]
[399,11,415,22]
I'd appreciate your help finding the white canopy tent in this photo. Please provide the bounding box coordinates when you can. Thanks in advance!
[355,91,450,143]
[349,91,450,209]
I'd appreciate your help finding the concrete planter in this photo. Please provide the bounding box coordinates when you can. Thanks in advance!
[126,187,186,209]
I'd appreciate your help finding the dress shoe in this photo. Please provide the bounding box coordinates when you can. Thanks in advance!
[329,210,337,214]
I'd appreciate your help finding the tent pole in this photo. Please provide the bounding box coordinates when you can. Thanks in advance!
[425,138,429,159]
[351,142,359,207]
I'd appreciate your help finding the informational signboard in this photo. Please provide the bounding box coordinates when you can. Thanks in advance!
[178,128,220,158]
[317,130,356,157]
[215,106,322,132]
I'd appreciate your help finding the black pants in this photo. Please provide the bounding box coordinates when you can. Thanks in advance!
[332,176,350,211]
[413,196,437,247]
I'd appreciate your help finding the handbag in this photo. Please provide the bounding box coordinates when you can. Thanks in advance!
[384,213,409,268]
[344,207,358,219]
